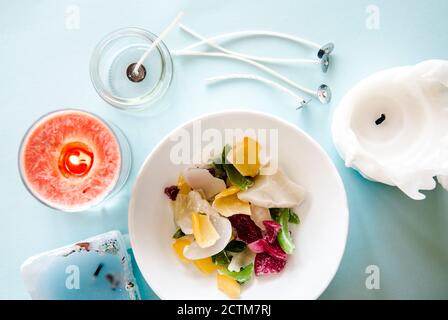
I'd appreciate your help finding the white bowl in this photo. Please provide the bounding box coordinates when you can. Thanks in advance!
[129,110,349,300]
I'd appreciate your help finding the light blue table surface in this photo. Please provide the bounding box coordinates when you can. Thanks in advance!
[1,0,447,299]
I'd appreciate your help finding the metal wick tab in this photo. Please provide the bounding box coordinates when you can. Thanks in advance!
[126,63,147,83]
[318,43,335,59]
[316,85,332,104]
[320,54,330,73]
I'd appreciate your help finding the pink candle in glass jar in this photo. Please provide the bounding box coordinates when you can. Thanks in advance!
[19,109,130,211]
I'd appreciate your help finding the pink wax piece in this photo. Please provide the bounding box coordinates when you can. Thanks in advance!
[20,110,121,210]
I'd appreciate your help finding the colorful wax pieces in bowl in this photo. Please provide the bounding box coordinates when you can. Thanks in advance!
[21,231,140,300]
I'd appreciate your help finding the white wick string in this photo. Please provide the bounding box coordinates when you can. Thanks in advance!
[132,11,184,75]
[173,50,316,96]
[206,73,310,108]
[178,24,320,65]
[178,28,321,53]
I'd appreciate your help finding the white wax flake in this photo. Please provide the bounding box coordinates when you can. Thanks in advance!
[238,169,306,208]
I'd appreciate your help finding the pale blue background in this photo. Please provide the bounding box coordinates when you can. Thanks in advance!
[1,0,447,299]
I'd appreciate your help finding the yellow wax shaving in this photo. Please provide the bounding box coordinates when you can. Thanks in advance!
[217,273,240,299]
[172,237,192,264]
[230,137,260,177]
[193,257,220,274]
[212,187,251,217]
[177,175,191,195]
[191,212,220,248]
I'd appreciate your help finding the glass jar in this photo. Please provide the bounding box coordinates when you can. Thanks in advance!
[18,109,131,212]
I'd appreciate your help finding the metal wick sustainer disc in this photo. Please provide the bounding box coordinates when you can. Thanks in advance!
[317,43,334,59]
[317,84,332,104]
[126,63,147,83]
[321,54,330,73]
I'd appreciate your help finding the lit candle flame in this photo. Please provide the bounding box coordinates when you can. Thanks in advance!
[58,142,94,178]
[69,155,80,166]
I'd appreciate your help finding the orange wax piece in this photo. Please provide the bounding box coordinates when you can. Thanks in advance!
[172,237,192,264]
[193,257,220,274]
[217,273,240,299]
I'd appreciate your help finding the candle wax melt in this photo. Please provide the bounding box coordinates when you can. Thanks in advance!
[20,110,121,210]
[21,231,140,300]
[332,60,448,200]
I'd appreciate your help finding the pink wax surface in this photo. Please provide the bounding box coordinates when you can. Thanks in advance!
[20,110,121,210]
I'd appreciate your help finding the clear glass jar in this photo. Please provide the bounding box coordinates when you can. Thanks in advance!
[90,27,174,113]
[18,109,132,212]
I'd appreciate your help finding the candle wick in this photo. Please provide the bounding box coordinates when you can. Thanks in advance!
[93,263,104,277]
[132,12,184,75]
[375,113,386,125]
